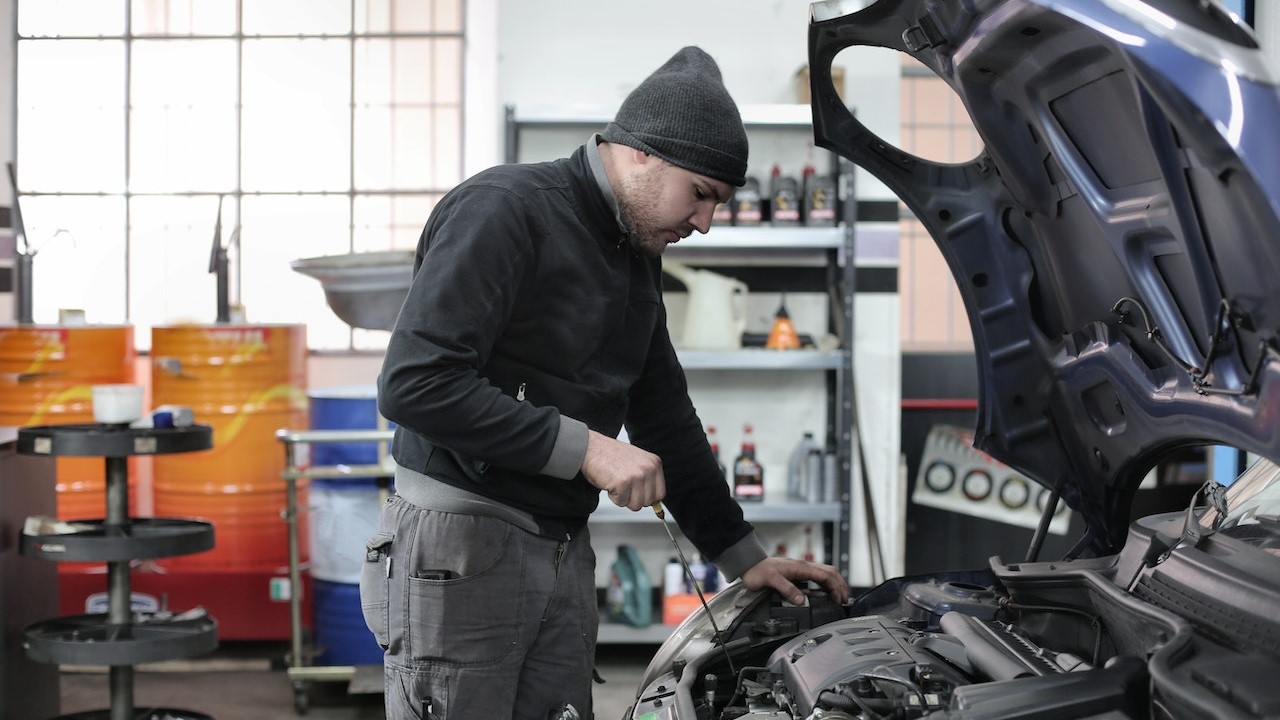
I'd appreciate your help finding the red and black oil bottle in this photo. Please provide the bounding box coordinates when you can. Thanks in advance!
[733,423,765,502]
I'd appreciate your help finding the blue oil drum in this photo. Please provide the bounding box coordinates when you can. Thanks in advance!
[307,385,391,468]
[309,477,382,583]
[312,578,384,666]
[307,386,390,584]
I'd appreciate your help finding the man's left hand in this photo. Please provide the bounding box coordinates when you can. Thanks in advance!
[740,557,849,606]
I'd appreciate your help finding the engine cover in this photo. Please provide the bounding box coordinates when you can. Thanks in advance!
[767,616,968,715]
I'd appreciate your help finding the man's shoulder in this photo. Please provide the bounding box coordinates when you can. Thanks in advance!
[436,149,596,224]
[463,155,577,194]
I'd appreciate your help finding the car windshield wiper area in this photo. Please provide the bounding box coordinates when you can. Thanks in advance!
[1180,480,1231,548]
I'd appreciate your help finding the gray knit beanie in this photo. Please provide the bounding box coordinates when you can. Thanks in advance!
[601,47,749,187]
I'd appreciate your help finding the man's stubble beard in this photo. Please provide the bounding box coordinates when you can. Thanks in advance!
[617,163,669,258]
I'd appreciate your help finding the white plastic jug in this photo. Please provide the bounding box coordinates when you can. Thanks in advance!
[662,260,748,350]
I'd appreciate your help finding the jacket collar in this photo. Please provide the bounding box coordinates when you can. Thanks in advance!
[585,134,628,238]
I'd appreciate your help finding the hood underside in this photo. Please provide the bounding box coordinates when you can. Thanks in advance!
[809,0,1280,552]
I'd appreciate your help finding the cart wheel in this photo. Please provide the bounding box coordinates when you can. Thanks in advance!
[293,683,310,715]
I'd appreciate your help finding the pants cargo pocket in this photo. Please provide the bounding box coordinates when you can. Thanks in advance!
[407,515,522,665]
[385,665,450,720]
[359,531,395,650]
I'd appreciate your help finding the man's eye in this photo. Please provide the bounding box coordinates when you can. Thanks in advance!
[694,188,707,201]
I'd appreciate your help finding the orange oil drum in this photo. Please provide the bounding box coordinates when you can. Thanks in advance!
[150,324,309,571]
[0,324,139,519]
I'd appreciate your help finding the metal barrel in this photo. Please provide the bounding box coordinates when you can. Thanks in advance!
[151,324,308,571]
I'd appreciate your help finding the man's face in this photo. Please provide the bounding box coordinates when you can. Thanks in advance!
[616,158,734,258]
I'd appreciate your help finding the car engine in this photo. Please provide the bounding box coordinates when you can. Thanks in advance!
[629,501,1280,720]
[632,570,1156,720]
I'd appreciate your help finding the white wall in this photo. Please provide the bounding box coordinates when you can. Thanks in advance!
[495,0,899,201]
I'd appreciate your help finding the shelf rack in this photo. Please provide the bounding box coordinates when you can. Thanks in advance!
[17,422,216,720]
[276,427,395,715]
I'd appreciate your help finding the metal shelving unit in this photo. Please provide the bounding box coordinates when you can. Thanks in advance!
[590,496,843,524]
[16,423,217,720]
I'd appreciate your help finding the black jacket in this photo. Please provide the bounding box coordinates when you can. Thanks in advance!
[379,145,755,562]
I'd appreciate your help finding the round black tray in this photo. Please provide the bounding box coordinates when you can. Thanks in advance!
[54,709,213,720]
[24,612,218,666]
[17,423,213,458]
[20,517,215,562]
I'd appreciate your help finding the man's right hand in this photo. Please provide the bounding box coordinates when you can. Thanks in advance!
[581,430,665,511]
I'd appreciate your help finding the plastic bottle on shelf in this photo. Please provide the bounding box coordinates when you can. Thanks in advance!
[663,556,684,597]
[712,197,734,226]
[687,553,708,593]
[786,432,820,500]
[703,560,722,593]
[733,423,765,502]
[707,425,727,484]
[734,177,763,225]
[769,163,801,226]
[606,544,652,628]
[806,445,825,504]
[803,525,816,563]
[802,155,838,227]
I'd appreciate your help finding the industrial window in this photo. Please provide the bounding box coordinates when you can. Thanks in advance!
[13,0,465,351]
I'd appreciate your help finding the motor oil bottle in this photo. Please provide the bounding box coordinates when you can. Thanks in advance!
[733,177,763,226]
[707,424,727,484]
[606,544,652,628]
[663,556,683,597]
[786,431,820,500]
[733,423,765,502]
[806,446,824,503]
[803,171,838,226]
[769,164,801,226]
[712,197,734,226]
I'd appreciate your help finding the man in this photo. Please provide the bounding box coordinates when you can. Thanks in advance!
[365,46,848,719]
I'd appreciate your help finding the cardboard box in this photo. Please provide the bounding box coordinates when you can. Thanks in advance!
[796,64,847,105]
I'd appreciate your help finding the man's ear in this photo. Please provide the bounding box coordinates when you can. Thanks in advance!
[631,147,653,165]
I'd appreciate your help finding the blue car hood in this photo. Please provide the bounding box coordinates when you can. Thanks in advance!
[809,0,1280,553]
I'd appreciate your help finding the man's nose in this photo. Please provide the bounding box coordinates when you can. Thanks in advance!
[691,205,713,234]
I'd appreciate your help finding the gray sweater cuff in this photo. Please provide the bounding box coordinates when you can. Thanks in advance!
[539,415,589,480]
[712,531,769,581]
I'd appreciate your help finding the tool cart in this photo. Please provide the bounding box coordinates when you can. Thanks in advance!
[17,421,217,720]
[276,427,394,714]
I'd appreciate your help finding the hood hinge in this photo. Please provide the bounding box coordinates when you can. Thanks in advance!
[903,10,947,51]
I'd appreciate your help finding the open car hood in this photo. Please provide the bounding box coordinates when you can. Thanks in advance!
[809,0,1280,553]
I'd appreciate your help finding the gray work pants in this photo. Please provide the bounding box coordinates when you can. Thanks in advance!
[360,494,598,719]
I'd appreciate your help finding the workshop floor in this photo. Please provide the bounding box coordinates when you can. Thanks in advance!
[59,642,652,720]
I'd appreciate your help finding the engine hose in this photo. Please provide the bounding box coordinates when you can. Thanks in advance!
[818,689,875,717]
[939,612,1047,681]
[719,665,770,716]
[865,668,927,707]
[805,706,858,720]
[822,686,896,718]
